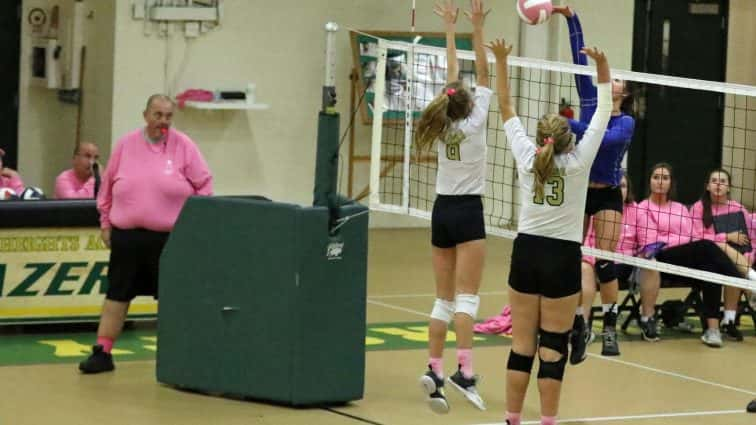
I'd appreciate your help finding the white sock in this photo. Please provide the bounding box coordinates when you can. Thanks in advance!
[640,316,649,323]
[747,269,756,281]
[602,304,618,314]
[723,310,736,324]
[575,306,584,316]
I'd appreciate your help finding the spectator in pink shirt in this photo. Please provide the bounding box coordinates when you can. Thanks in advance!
[690,168,754,342]
[79,94,213,374]
[0,147,25,197]
[635,163,756,347]
[54,142,100,199]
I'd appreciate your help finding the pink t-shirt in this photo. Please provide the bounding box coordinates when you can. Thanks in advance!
[582,202,638,265]
[0,174,25,195]
[97,127,213,231]
[690,199,755,263]
[55,169,95,199]
[635,199,692,249]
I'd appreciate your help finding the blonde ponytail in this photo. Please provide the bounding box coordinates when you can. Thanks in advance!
[533,143,556,200]
[415,95,451,153]
[532,114,573,199]
[414,81,473,152]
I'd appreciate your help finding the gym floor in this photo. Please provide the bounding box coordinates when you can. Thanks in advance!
[1,228,754,425]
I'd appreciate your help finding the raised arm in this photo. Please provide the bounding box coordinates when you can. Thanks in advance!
[574,46,612,163]
[489,38,535,166]
[464,0,491,87]
[553,6,597,119]
[434,1,459,82]
[487,38,514,122]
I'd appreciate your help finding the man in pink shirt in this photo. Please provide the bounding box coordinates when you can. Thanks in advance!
[79,94,213,374]
[54,142,100,199]
[0,147,25,198]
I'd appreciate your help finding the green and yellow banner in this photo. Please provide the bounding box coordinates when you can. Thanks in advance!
[0,227,157,324]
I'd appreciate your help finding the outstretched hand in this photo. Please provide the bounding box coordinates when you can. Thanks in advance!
[581,46,610,83]
[434,0,459,25]
[485,38,513,60]
[552,5,574,17]
[580,46,607,63]
[464,0,491,27]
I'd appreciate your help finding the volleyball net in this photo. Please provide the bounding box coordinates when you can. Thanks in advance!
[366,37,756,292]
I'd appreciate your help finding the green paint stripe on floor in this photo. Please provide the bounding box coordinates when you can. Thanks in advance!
[0,317,751,366]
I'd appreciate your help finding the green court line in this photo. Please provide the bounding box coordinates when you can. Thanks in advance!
[0,318,751,367]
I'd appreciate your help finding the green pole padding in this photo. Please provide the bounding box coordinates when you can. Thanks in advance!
[313,112,340,209]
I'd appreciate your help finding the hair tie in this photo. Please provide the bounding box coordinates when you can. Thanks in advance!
[446,88,457,96]
[543,137,554,145]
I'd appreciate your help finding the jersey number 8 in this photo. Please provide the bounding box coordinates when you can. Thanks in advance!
[445,144,461,161]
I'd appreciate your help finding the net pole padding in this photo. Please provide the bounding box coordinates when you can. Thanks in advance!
[369,40,389,209]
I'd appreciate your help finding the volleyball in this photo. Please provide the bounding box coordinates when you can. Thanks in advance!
[516,0,553,25]
[20,186,45,200]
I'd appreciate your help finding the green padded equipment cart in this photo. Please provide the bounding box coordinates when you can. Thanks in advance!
[156,196,368,406]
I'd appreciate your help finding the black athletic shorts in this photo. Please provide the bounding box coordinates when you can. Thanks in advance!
[106,227,170,302]
[615,263,634,282]
[508,233,581,298]
[431,194,485,248]
[585,186,623,215]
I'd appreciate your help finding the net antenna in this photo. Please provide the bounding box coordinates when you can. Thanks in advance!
[411,0,416,32]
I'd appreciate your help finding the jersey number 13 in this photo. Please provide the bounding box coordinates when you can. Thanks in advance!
[533,176,565,206]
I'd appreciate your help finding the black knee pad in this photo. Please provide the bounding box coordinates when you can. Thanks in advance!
[507,350,535,374]
[537,329,570,381]
[537,356,568,381]
[595,259,617,283]
[538,329,570,356]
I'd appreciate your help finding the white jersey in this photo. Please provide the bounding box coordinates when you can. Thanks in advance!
[504,83,612,243]
[436,86,493,195]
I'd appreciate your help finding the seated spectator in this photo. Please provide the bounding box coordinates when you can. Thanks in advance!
[690,168,754,341]
[635,163,756,348]
[55,142,100,199]
[0,147,25,196]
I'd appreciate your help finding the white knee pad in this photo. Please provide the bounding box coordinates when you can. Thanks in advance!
[455,293,480,320]
[430,298,455,323]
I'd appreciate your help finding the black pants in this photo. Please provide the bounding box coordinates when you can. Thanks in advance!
[656,240,739,320]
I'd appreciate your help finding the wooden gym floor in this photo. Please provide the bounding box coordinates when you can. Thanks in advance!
[0,228,754,425]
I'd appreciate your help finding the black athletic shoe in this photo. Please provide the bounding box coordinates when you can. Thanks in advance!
[721,322,744,342]
[601,328,620,356]
[448,367,486,411]
[419,366,449,414]
[747,399,756,413]
[78,344,115,374]
[639,317,660,342]
[569,315,588,365]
